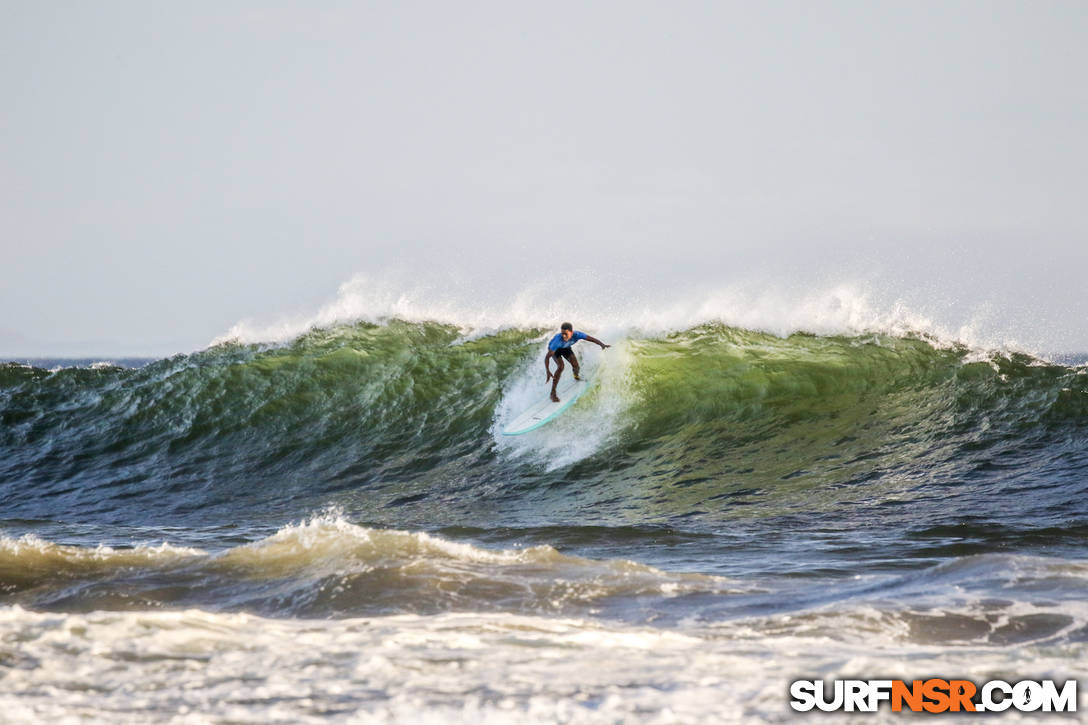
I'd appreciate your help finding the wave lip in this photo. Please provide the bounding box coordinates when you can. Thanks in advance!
[211,275,1065,358]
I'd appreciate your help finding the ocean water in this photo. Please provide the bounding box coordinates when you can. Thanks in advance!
[1,316,1087,722]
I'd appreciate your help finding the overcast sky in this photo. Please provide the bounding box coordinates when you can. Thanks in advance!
[2,1,1086,356]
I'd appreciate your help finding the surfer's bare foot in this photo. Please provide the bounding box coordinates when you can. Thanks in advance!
[551,392,560,403]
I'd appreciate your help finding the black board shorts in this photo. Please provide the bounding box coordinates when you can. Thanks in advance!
[552,347,575,363]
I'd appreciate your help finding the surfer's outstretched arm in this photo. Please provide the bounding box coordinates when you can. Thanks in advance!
[582,334,610,350]
[544,350,555,381]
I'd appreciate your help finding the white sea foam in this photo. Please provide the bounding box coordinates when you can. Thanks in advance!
[0,534,205,563]
[0,518,733,611]
[492,341,636,470]
[221,511,564,569]
[1,603,1084,724]
[211,272,1047,359]
[218,512,730,599]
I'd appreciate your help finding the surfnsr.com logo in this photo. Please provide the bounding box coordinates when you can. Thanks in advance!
[790,679,1078,713]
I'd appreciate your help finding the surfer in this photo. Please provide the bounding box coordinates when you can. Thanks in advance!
[545,322,610,402]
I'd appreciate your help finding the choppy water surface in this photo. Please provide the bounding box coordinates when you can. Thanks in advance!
[2,321,1086,722]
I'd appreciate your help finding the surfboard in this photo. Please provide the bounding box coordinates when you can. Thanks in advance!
[501,370,593,436]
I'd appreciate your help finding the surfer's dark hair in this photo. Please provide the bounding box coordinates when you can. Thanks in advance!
[561,322,573,331]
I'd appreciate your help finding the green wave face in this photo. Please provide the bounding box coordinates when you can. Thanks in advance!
[1,321,1085,529]
[601,325,1084,520]
[0,322,536,522]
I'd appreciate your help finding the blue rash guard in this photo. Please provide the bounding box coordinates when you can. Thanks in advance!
[548,331,587,351]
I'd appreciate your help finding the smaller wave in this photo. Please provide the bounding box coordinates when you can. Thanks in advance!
[211,513,738,617]
[0,514,738,618]
[0,535,203,592]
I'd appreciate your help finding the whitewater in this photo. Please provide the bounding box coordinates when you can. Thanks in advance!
[1,285,1086,722]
